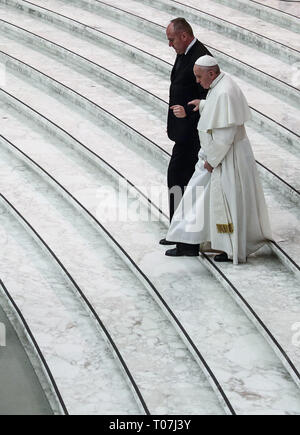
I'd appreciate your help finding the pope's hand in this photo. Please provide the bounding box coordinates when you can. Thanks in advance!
[204,161,214,173]
[170,105,187,118]
[188,99,201,112]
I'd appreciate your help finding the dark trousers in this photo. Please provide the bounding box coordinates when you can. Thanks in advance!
[167,140,200,222]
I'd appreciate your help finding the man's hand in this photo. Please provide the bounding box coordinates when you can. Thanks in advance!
[204,161,214,173]
[188,99,201,112]
[170,105,187,118]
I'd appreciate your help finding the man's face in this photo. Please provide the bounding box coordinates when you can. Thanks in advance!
[166,24,188,55]
[194,65,216,89]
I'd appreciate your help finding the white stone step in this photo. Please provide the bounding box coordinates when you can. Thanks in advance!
[0,66,170,212]
[1,34,300,266]
[0,177,141,415]
[4,0,299,94]
[0,124,225,415]
[1,12,298,199]
[90,0,300,123]
[2,57,300,392]
[1,0,299,416]
[0,278,56,414]
[4,75,299,393]
[210,0,300,33]
[165,0,300,46]
[3,37,300,268]
[7,0,298,139]
[0,6,170,100]
[71,0,300,67]
[2,70,300,414]
[2,0,299,160]
[0,34,173,152]
[200,245,300,387]
[2,22,300,196]
[252,0,300,18]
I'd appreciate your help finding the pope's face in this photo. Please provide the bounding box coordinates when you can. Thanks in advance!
[194,65,216,89]
[166,24,188,55]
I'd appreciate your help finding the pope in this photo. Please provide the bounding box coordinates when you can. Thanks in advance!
[165,55,272,264]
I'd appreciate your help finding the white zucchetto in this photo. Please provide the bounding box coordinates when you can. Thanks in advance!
[195,55,218,67]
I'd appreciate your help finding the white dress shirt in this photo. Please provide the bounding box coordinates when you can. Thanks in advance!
[185,38,197,55]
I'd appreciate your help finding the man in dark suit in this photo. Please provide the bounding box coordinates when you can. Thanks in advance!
[160,18,211,252]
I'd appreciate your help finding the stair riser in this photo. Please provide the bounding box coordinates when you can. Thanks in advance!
[2,86,300,394]
[211,0,300,34]
[118,0,300,64]
[2,0,299,155]
[2,51,299,214]
[0,53,170,172]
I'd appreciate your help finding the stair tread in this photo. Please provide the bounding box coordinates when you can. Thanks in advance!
[2,108,300,414]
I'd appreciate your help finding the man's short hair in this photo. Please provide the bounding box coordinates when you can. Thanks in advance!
[170,18,194,37]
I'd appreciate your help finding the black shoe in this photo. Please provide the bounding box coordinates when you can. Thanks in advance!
[214,252,231,262]
[165,247,199,257]
[159,238,175,246]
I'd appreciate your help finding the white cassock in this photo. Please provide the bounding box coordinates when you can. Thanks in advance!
[166,72,272,264]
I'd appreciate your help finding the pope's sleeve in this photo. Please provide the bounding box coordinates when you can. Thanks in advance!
[200,100,206,113]
[205,125,237,168]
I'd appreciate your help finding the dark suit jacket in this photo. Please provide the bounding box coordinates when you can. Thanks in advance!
[167,40,211,144]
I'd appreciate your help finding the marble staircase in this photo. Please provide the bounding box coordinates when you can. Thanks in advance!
[0,0,299,415]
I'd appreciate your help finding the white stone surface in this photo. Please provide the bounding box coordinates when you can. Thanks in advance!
[254,0,300,17]
[3,0,297,145]
[1,96,300,414]
[1,35,299,266]
[1,35,300,371]
[165,0,300,49]
[0,120,224,415]
[62,0,299,77]
[4,0,294,85]
[0,0,299,415]
[0,6,298,192]
[0,201,141,415]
